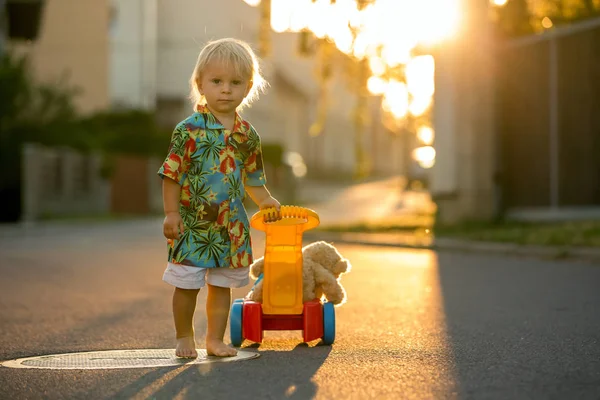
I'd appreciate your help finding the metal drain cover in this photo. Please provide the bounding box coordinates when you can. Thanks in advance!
[1,349,260,369]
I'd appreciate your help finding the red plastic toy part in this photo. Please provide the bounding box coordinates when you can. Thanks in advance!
[241,299,324,344]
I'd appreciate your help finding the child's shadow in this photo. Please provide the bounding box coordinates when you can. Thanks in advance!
[232,342,332,399]
[111,341,332,399]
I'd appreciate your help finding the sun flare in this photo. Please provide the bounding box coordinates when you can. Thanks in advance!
[249,0,459,122]
[244,0,460,170]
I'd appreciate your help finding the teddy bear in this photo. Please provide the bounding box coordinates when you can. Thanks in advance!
[245,241,351,306]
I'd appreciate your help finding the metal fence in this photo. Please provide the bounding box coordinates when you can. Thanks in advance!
[18,144,164,222]
[496,17,600,211]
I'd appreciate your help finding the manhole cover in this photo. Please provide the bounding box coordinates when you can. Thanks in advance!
[0,349,260,369]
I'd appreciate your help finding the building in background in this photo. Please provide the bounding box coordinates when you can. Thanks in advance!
[109,0,157,110]
[108,0,404,181]
[7,0,110,114]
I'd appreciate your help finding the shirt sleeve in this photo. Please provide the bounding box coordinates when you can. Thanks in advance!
[243,128,267,187]
[157,123,192,185]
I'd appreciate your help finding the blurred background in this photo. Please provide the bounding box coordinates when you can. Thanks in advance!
[0,0,599,227]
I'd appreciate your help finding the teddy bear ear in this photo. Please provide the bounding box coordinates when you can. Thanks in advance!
[303,241,332,254]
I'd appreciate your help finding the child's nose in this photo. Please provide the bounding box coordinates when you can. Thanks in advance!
[222,83,232,93]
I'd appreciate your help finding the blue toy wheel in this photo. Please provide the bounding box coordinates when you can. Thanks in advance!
[322,302,335,345]
[230,299,244,347]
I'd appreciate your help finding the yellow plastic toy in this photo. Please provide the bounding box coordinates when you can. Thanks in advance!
[230,205,337,346]
[250,205,320,314]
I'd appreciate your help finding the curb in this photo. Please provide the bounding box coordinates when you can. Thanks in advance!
[305,231,600,264]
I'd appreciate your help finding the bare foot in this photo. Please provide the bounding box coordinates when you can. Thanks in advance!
[175,336,198,358]
[206,339,238,357]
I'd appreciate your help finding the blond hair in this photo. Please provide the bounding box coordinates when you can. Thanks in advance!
[189,38,267,111]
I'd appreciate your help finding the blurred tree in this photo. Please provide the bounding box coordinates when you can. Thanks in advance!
[0,53,31,132]
[530,0,600,25]
[494,0,600,37]
[0,52,79,132]
[0,51,169,156]
[494,0,535,37]
[0,51,79,221]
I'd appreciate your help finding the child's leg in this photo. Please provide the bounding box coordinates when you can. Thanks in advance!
[205,284,238,357]
[173,287,200,358]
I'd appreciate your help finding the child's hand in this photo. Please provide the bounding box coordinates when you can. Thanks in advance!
[259,196,281,222]
[163,211,184,240]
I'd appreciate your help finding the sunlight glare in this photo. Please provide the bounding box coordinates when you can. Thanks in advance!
[406,55,435,97]
[383,80,409,119]
[381,41,413,67]
[369,56,386,76]
[332,30,354,54]
[289,1,311,31]
[259,0,461,123]
[409,96,433,117]
[271,0,292,32]
[417,126,435,145]
[307,0,333,38]
[367,76,387,95]
[352,32,371,59]
[412,146,436,169]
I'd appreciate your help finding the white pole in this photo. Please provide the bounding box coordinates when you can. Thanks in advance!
[549,35,559,209]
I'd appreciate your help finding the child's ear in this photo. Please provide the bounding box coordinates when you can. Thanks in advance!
[245,80,253,96]
[196,78,203,94]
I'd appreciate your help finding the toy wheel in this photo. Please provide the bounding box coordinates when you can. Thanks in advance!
[322,302,335,345]
[230,299,244,347]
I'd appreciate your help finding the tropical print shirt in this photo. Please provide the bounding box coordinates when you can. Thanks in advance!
[157,105,267,269]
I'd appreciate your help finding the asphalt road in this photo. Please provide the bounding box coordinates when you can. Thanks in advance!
[0,219,599,400]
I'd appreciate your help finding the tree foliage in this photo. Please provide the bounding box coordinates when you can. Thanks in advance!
[494,0,600,37]
[0,51,170,156]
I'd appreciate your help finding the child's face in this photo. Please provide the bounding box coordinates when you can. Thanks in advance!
[198,59,252,117]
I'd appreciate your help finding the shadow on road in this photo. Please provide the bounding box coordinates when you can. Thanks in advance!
[435,251,600,399]
[109,342,331,399]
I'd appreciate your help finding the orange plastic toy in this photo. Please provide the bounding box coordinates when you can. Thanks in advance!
[252,206,319,315]
[230,206,337,345]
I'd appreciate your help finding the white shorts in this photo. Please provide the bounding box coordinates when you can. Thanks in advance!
[162,263,250,289]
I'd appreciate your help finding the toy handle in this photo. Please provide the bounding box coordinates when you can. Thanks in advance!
[250,205,320,232]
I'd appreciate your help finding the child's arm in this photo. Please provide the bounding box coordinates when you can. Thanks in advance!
[163,177,184,240]
[246,185,280,211]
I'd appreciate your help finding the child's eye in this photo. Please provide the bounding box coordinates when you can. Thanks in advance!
[211,79,221,84]
[232,80,242,85]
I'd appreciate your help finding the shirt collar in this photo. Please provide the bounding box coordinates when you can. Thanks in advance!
[196,104,251,136]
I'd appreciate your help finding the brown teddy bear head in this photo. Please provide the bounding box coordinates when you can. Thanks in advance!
[302,241,351,277]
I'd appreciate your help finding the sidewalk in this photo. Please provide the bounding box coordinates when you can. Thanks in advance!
[305,230,600,263]
[297,177,600,264]
[297,176,435,226]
